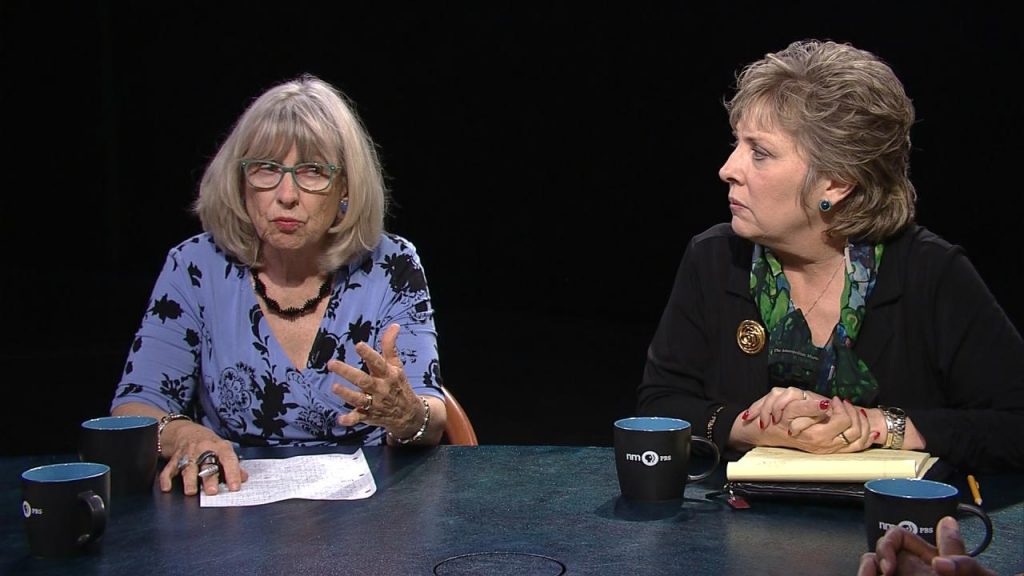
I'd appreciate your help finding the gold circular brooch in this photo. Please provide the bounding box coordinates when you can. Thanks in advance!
[736,319,766,355]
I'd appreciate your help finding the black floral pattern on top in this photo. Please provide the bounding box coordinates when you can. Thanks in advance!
[111,232,443,446]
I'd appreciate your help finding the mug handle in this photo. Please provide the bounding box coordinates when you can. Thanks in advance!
[76,490,107,546]
[955,503,993,557]
[686,436,721,482]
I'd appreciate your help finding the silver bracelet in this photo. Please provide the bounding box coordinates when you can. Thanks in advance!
[706,405,725,440]
[157,413,193,455]
[388,397,430,445]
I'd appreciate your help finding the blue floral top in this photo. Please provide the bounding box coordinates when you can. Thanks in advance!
[111,232,443,446]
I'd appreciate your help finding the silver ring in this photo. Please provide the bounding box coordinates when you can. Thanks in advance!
[838,431,851,445]
[362,393,373,411]
[195,451,220,480]
[176,455,193,471]
[196,450,218,467]
[198,465,220,480]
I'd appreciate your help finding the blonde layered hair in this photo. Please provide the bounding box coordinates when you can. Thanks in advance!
[194,74,386,271]
[725,40,916,242]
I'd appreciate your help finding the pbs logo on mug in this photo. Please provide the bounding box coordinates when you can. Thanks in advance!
[625,450,672,467]
[878,520,933,536]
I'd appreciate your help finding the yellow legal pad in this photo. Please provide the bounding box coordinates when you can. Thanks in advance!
[726,447,938,482]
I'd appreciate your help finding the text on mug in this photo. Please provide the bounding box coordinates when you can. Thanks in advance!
[877,520,932,535]
[626,451,672,467]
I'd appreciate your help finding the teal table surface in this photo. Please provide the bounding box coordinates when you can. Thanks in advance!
[3,445,1021,575]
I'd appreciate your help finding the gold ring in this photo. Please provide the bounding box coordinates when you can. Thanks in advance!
[362,393,373,411]
[801,390,808,400]
[838,431,851,445]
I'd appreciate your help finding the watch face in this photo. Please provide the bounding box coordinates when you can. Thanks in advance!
[888,407,907,417]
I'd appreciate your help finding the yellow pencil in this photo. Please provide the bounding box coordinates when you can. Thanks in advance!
[967,474,983,506]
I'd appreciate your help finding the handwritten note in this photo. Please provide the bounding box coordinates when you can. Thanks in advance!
[200,450,376,507]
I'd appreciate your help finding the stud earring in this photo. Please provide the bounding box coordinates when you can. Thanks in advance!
[819,199,832,212]
[339,198,349,215]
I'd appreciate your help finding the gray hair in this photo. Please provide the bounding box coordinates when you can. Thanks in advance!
[194,74,386,271]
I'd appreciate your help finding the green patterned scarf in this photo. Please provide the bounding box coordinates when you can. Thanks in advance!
[750,243,883,403]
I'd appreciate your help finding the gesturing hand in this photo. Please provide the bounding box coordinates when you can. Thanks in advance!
[857,516,996,576]
[328,323,424,439]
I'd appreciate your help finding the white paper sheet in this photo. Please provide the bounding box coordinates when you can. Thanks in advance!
[200,450,376,507]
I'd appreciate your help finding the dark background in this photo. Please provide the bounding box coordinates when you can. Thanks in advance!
[2,2,1021,456]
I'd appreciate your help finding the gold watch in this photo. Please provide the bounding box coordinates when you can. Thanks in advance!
[879,406,906,450]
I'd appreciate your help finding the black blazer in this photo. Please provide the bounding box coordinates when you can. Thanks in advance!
[638,223,1024,472]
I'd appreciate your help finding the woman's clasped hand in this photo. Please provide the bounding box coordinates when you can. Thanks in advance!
[738,386,876,454]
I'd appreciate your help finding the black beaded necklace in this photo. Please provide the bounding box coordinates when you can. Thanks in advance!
[251,270,334,319]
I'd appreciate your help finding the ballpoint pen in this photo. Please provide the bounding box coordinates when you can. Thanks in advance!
[966,474,983,506]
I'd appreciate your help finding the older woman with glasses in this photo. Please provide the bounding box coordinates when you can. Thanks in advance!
[111,74,447,496]
[637,40,1024,474]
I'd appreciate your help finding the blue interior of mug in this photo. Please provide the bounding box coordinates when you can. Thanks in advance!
[82,415,158,430]
[865,478,958,499]
[615,417,690,432]
[22,462,110,482]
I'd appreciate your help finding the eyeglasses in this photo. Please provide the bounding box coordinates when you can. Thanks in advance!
[240,160,340,194]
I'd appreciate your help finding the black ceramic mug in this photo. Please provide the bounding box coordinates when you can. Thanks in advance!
[79,415,159,497]
[614,417,720,501]
[864,478,993,556]
[21,462,110,558]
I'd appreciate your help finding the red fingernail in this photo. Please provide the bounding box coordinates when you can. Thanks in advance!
[787,429,792,436]
[770,414,776,424]
[741,410,749,421]
[819,400,830,410]
[844,399,852,405]
[759,420,765,430]
[872,431,880,440]
[860,409,867,418]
